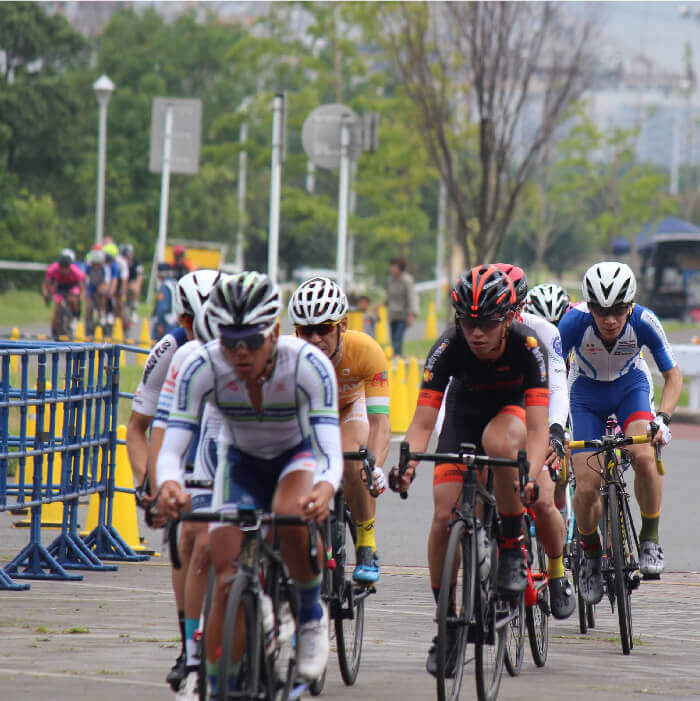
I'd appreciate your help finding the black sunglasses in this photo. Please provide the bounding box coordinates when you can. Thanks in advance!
[458,316,505,332]
[589,302,630,318]
[220,325,272,351]
[295,322,340,338]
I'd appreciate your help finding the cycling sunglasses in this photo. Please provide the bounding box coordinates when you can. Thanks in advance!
[588,302,630,318]
[295,321,341,338]
[220,323,274,351]
[458,315,506,332]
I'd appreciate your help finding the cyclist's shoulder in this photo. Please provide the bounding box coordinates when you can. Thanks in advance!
[290,336,336,381]
[341,329,387,369]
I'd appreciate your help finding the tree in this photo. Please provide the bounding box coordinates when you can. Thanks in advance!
[362,1,597,267]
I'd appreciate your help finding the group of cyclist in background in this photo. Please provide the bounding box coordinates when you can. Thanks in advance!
[121,253,679,700]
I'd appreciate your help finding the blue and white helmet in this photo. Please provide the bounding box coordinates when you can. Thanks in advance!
[582,261,636,307]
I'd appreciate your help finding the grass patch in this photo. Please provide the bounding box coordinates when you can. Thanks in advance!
[0,289,53,329]
[64,626,90,634]
[99,669,121,676]
[35,625,50,634]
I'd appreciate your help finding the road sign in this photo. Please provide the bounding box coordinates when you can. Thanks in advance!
[301,103,363,170]
[149,97,202,175]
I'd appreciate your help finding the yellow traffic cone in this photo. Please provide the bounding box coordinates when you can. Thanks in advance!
[10,327,19,375]
[390,357,410,433]
[112,317,125,366]
[138,319,151,367]
[384,345,393,363]
[94,325,103,342]
[347,310,363,332]
[75,321,86,343]
[424,300,438,341]
[376,305,389,346]
[407,357,420,414]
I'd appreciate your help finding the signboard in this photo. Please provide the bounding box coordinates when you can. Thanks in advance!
[301,103,363,170]
[149,97,202,174]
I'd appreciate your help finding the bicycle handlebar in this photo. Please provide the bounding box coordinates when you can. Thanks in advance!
[343,446,380,498]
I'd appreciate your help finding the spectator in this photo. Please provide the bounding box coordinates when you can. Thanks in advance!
[355,294,377,337]
[384,256,417,357]
[171,245,195,279]
[151,262,178,341]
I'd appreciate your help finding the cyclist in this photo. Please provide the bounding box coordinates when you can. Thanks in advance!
[525,283,572,326]
[559,261,682,601]
[126,269,222,693]
[120,243,143,330]
[172,244,195,279]
[43,248,85,339]
[155,272,343,695]
[85,248,110,331]
[102,243,123,327]
[390,264,550,676]
[494,263,575,619]
[288,277,390,584]
[152,263,178,341]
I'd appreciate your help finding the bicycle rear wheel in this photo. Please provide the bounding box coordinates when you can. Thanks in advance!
[333,507,364,685]
[219,575,262,700]
[525,532,549,667]
[474,517,505,701]
[198,568,216,701]
[503,593,525,677]
[608,483,633,655]
[436,519,474,701]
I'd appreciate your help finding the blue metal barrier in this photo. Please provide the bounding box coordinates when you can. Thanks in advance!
[0,340,149,590]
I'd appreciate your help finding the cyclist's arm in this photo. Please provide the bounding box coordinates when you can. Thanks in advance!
[405,403,440,461]
[126,410,152,488]
[361,341,392,468]
[367,412,391,469]
[658,365,682,419]
[525,402,549,482]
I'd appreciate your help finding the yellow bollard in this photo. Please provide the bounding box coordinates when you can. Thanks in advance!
[407,357,420,414]
[10,327,19,375]
[376,305,389,346]
[384,345,393,363]
[390,357,410,433]
[424,300,438,341]
[112,317,126,366]
[347,310,363,332]
[94,325,103,342]
[138,319,151,367]
[74,321,86,343]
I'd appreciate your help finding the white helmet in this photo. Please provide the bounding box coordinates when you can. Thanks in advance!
[582,261,636,307]
[525,283,571,325]
[175,269,222,318]
[193,275,232,343]
[288,277,348,325]
[206,271,281,333]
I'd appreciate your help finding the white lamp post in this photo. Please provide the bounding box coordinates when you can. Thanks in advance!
[93,74,115,246]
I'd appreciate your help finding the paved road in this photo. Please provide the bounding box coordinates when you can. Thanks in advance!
[1,426,700,700]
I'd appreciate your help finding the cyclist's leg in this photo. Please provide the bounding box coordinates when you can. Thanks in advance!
[50,292,63,337]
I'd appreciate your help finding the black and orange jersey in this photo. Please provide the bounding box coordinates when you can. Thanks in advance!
[419,321,549,413]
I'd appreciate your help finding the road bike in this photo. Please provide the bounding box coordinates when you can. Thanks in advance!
[184,506,321,700]
[568,418,663,655]
[310,447,379,694]
[396,441,530,701]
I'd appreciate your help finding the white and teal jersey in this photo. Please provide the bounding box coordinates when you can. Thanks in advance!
[156,335,343,491]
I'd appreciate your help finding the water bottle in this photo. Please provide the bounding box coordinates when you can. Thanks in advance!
[261,593,276,655]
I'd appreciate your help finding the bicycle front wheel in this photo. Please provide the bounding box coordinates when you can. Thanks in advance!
[525,532,549,667]
[219,575,261,700]
[436,519,474,701]
[333,510,364,685]
[608,483,633,655]
[503,594,525,677]
[474,518,505,701]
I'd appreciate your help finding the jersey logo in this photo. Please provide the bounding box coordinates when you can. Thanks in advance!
[552,335,562,358]
[525,336,538,349]
[341,368,351,375]
[275,381,286,392]
[227,381,240,392]
[171,366,178,379]
[425,341,448,371]
[423,369,433,382]
[370,371,388,386]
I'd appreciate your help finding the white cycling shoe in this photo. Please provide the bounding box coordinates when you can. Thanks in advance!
[640,540,664,579]
[296,601,329,681]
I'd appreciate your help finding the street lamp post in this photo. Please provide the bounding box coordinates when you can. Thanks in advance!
[93,74,115,246]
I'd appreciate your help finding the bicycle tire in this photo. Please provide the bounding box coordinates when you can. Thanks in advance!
[219,575,261,700]
[503,593,525,677]
[310,523,334,698]
[474,516,505,701]
[436,519,474,701]
[609,483,633,655]
[198,568,216,701]
[525,531,549,667]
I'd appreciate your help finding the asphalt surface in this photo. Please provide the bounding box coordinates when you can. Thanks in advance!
[1,429,700,700]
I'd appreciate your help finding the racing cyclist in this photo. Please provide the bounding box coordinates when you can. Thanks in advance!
[288,277,391,584]
[525,283,572,326]
[559,261,682,602]
[390,265,550,676]
[43,248,85,339]
[155,272,343,695]
[495,263,575,619]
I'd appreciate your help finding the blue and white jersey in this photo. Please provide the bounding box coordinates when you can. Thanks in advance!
[156,335,343,491]
[559,302,676,383]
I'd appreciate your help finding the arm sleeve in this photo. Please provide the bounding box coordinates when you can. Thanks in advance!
[522,332,550,408]
[156,350,213,487]
[638,308,676,373]
[361,338,390,415]
[297,347,343,492]
[131,333,178,417]
[418,332,455,409]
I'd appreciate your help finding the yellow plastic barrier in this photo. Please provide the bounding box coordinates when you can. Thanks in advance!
[390,357,410,433]
[10,327,20,375]
[424,300,438,341]
[74,321,86,343]
[407,357,420,414]
[384,345,393,362]
[376,305,389,346]
[347,310,363,332]
[112,317,125,366]
[138,319,151,367]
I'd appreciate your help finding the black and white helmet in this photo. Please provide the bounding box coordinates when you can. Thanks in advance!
[582,261,636,308]
[525,283,571,325]
[206,271,281,333]
[288,276,348,325]
[175,269,222,318]
[193,275,232,343]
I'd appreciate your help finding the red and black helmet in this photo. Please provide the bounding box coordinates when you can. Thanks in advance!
[493,263,528,307]
[451,265,516,319]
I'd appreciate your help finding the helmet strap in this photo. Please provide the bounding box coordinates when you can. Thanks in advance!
[255,340,278,385]
[329,326,343,365]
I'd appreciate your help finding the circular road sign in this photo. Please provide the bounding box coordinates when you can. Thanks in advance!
[302,103,363,170]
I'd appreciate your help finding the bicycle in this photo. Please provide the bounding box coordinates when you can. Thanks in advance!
[311,446,379,695]
[396,441,530,701]
[183,506,321,700]
[503,505,550,675]
[568,417,663,655]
